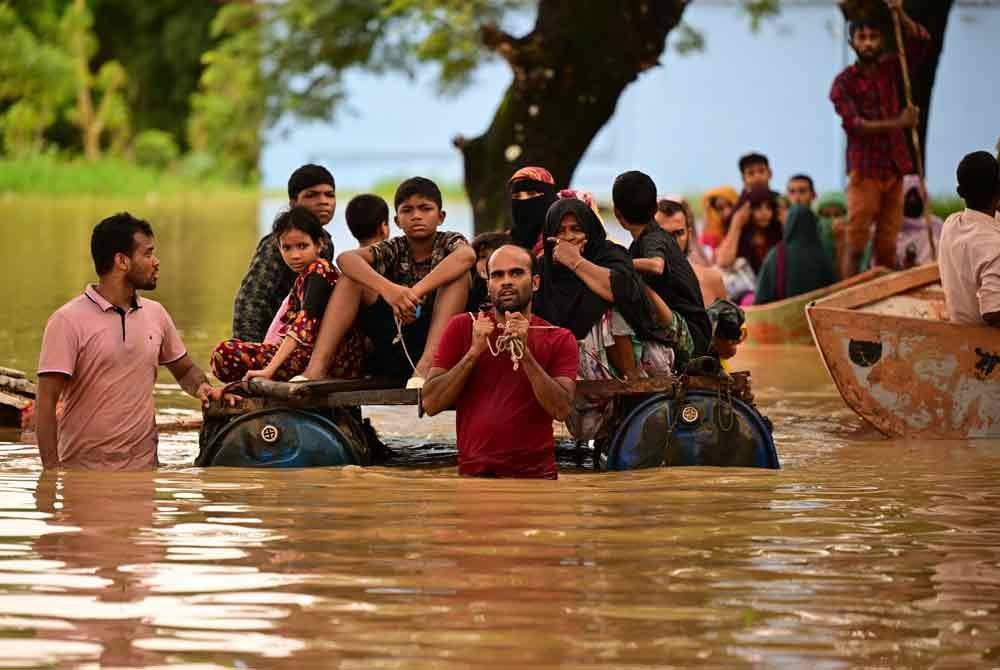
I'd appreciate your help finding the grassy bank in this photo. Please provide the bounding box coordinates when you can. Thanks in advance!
[0,154,255,197]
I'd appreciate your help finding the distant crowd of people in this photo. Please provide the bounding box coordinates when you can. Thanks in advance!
[31,0,999,478]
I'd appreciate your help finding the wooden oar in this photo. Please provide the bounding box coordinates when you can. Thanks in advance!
[891,6,937,260]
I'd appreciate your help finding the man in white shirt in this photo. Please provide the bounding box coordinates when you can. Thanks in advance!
[938,151,1000,328]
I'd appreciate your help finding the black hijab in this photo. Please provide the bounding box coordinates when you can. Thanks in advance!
[509,178,558,250]
[535,198,669,343]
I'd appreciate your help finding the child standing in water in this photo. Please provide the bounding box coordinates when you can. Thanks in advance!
[211,207,367,382]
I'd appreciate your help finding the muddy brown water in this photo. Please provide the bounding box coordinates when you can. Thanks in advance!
[1,197,998,667]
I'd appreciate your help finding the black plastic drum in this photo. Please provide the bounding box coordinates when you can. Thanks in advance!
[198,408,369,468]
[605,390,779,470]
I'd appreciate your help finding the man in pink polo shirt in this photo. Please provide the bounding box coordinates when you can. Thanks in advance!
[36,212,218,470]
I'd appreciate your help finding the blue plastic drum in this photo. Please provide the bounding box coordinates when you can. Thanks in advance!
[200,408,368,468]
[605,390,779,470]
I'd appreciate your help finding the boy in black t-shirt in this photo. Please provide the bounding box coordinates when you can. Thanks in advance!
[301,177,475,386]
[612,171,711,367]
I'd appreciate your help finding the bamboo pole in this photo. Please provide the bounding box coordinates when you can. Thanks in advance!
[891,6,937,261]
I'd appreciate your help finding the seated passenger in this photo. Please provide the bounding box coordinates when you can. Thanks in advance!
[232,164,337,342]
[301,177,476,385]
[508,166,558,252]
[816,191,847,268]
[345,193,391,248]
[260,193,393,345]
[423,245,578,479]
[612,171,712,369]
[715,186,784,304]
[699,185,739,250]
[897,174,943,269]
[656,197,727,307]
[212,207,367,382]
[938,151,1000,328]
[753,204,837,305]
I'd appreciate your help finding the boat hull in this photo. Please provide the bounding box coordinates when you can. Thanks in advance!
[807,265,1000,439]
[745,267,891,345]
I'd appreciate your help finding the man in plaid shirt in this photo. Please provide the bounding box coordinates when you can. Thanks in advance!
[829,0,929,279]
[232,165,336,341]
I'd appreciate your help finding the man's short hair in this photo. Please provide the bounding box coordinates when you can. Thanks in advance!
[287,164,335,200]
[393,176,442,210]
[91,212,154,276]
[788,173,815,194]
[487,243,539,276]
[738,152,770,174]
[657,197,693,230]
[849,17,882,39]
[345,194,389,241]
[612,170,658,224]
[956,151,1000,208]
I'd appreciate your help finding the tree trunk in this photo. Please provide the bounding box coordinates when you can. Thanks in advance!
[456,0,690,234]
[839,0,955,170]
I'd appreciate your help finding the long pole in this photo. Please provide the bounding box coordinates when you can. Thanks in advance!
[891,7,937,260]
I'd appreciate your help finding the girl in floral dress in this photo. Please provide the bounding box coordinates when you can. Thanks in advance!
[211,207,367,382]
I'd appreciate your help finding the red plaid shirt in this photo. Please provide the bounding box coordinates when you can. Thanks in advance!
[830,25,930,179]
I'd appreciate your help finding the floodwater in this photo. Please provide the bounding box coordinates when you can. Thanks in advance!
[1,196,999,668]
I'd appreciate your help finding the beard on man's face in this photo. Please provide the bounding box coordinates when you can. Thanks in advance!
[491,288,532,315]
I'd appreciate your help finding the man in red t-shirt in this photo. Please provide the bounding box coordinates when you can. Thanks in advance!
[423,245,578,478]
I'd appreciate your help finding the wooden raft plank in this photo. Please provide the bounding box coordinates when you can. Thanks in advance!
[205,372,752,418]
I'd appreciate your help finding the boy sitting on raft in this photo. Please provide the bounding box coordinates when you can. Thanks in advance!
[300,177,476,387]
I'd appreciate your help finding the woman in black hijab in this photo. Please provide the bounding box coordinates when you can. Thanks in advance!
[535,197,675,438]
[536,198,673,364]
[508,166,558,252]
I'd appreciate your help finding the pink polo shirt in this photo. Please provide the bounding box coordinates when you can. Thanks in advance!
[37,285,186,470]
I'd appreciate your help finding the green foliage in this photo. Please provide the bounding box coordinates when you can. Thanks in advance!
[133,129,179,170]
[0,152,249,196]
[260,0,526,124]
[0,4,74,155]
[187,3,263,183]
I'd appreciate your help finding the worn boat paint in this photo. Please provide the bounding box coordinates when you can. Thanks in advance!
[745,267,891,345]
[807,263,1000,438]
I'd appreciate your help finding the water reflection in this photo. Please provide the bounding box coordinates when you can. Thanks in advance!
[1,197,1000,666]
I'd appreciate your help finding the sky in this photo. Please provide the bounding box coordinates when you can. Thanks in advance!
[261,2,1000,200]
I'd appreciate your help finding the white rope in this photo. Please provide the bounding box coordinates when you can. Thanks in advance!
[470,312,559,371]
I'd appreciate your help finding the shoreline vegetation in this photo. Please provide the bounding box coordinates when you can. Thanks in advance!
[0,157,964,220]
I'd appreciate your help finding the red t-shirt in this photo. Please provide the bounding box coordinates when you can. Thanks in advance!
[433,312,579,479]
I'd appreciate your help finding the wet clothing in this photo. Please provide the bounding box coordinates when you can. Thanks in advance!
[939,208,1000,325]
[535,198,669,346]
[627,221,711,357]
[829,25,930,180]
[38,285,187,470]
[433,312,578,479]
[755,205,838,305]
[212,259,367,382]
[232,229,334,342]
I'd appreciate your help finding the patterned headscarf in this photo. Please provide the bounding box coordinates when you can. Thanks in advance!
[509,166,555,187]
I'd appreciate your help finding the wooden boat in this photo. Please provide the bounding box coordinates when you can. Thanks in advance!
[200,372,779,469]
[745,267,891,345]
[0,367,35,428]
[806,263,1000,439]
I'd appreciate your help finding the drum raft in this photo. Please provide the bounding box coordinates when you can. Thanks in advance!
[199,366,778,470]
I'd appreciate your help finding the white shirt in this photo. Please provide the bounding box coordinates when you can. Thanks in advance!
[938,208,1000,325]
